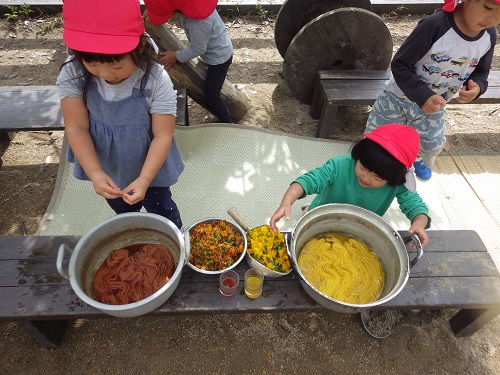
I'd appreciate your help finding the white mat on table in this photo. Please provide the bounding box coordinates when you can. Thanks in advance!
[37,124,451,238]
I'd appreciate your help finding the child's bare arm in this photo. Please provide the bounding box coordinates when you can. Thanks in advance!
[269,182,305,233]
[61,97,122,198]
[122,113,175,205]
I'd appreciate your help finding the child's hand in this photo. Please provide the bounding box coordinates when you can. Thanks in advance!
[421,94,446,114]
[270,205,292,234]
[408,226,428,248]
[158,51,178,69]
[89,170,122,199]
[408,214,429,247]
[455,79,480,104]
[121,177,150,205]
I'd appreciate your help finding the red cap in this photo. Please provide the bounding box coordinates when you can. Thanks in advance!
[364,124,420,192]
[62,0,145,54]
[442,0,460,12]
[444,0,500,11]
[144,0,218,25]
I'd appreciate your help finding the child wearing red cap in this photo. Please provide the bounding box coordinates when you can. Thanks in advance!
[150,8,234,123]
[270,124,430,246]
[365,0,499,181]
[143,0,218,24]
[57,0,184,229]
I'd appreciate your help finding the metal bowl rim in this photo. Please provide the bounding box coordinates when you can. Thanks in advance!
[245,252,292,277]
[186,217,247,275]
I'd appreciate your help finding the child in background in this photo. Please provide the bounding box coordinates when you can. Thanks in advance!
[143,0,218,24]
[57,0,184,229]
[365,0,499,181]
[146,5,234,123]
[270,124,430,247]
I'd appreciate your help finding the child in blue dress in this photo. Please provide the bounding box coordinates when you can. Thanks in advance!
[57,0,184,229]
[270,124,430,246]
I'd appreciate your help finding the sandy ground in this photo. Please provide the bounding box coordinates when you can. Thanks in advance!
[0,9,499,375]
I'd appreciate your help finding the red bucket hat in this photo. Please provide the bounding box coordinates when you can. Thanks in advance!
[144,0,218,25]
[364,124,420,192]
[442,0,461,12]
[62,0,145,54]
[443,0,500,12]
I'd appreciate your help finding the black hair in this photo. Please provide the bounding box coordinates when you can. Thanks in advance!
[60,35,159,102]
[351,138,407,187]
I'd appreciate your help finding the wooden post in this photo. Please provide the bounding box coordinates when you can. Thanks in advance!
[144,20,251,123]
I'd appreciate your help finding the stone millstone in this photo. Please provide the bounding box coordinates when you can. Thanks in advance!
[282,8,393,104]
[274,0,373,58]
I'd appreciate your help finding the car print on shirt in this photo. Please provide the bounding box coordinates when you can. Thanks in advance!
[469,58,478,68]
[441,70,460,78]
[450,56,468,66]
[431,54,452,63]
[432,82,450,90]
[422,64,441,75]
[458,73,471,82]
[418,74,431,83]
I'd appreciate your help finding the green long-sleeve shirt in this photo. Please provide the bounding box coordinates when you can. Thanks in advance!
[294,155,431,227]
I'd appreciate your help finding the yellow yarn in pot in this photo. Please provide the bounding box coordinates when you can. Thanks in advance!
[298,234,384,304]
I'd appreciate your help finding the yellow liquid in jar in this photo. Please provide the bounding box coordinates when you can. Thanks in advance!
[245,276,262,298]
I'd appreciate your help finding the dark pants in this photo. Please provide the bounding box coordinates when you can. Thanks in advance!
[204,55,233,123]
[106,187,183,229]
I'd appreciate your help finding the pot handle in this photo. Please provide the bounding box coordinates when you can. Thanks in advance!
[284,232,293,259]
[402,234,424,268]
[56,243,73,280]
[183,229,191,266]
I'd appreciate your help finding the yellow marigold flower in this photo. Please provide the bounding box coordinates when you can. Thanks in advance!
[247,225,291,273]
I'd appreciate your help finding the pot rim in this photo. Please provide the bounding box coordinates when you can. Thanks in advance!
[69,212,185,311]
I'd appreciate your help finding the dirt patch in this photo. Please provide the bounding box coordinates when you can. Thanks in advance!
[0,11,499,374]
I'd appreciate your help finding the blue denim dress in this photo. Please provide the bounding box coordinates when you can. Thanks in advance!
[66,80,184,189]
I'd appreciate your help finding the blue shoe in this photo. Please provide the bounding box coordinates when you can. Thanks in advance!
[413,160,432,181]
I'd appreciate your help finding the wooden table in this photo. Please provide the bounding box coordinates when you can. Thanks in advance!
[1,230,500,348]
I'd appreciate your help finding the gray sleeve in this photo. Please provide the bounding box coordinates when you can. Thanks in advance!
[56,60,84,100]
[175,17,213,63]
[149,65,177,116]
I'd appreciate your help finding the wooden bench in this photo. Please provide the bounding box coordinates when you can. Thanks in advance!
[0,84,189,141]
[310,70,500,139]
[1,230,499,348]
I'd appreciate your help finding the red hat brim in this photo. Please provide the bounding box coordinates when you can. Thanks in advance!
[63,29,141,54]
[442,0,459,12]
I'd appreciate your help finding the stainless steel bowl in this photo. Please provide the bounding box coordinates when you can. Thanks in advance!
[245,232,292,278]
[186,217,247,274]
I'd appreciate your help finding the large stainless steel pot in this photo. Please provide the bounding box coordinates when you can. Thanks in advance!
[289,204,423,313]
[57,212,190,318]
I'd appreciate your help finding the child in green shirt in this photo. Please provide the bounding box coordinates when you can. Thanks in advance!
[270,124,430,246]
